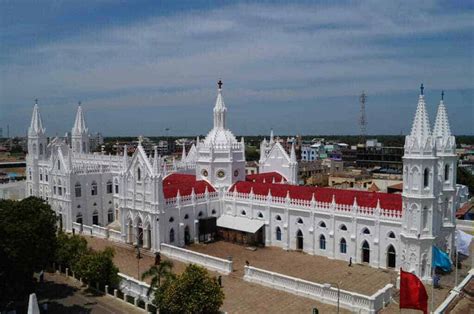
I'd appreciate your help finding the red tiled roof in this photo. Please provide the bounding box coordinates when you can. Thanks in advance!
[230,181,402,211]
[163,173,215,199]
[456,202,474,218]
[388,183,403,191]
[246,172,286,183]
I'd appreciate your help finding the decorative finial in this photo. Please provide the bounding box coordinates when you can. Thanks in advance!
[441,90,444,101]
[35,98,38,104]
[78,101,82,106]
[217,79,223,90]
[420,83,424,95]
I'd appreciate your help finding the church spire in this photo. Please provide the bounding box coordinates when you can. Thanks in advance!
[433,91,451,138]
[29,99,45,136]
[409,83,431,143]
[213,80,227,129]
[72,102,88,135]
[181,143,186,161]
[290,142,297,163]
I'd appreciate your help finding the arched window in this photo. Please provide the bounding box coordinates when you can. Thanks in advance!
[297,218,303,224]
[184,214,189,219]
[57,160,61,170]
[362,240,370,263]
[107,209,114,223]
[137,167,141,181]
[92,210,99,225]
[211,209,216,215]
[444,164,449,182]
[106,180,113,194]
[388,231,396,239]
[296,230,304,250]
[57,179,62,196]
[39,169,43,181]
[340,238,347,254]
[32,143,37,154]
[422,206,428,229]
[444,198,450,220]
[319,221,326,228]
[275,215,282,221]
[276,227,282,241]
[340,224,347,231]
[75,182,81,197]
[319,235,326,250]
[362,227,370,235]
[423,168,429,188]
[258,212,264,219]
[387,245,396,268]
[241,210,246,216]
[91,181,98,195]
[115,182,119,194]
[169,228,175,243]
[82,141,86,153]
[29,169,32,180]
[39,143,43,155]
[169,217,174,223]
[76,213,83,224]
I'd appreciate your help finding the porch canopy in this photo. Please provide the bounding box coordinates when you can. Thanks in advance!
[216,215,264,234]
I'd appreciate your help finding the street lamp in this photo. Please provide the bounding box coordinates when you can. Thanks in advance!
[135,229,144,280]
[323,282,341,314]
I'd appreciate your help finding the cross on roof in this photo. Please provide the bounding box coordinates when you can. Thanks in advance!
[441,90,444,100]
[218,80,223,89]
[35,98,38,104]
[420,83,424,95]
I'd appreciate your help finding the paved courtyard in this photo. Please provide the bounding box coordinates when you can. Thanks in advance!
[188,241,396,295]
[84,236,473,313]
[84,236,348,313]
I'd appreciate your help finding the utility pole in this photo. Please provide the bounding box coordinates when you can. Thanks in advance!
[359,92,367,145]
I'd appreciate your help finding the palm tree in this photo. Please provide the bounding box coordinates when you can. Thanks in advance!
[141,260,175,296]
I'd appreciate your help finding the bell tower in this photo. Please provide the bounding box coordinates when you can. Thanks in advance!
[26,99,47,196]
[71,102,90,153]
[400,84,439,282]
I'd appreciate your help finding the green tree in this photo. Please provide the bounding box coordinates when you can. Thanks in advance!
[55,232,88,270]
[0,197,58,307]
[155,264,224,314]
[141,260,175,296]
[458,167,474,195]
[74,247,119,288]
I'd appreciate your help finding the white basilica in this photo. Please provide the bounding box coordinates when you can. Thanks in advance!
[26,82,457,282]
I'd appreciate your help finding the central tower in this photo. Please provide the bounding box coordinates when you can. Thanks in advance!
[196,81,245,189]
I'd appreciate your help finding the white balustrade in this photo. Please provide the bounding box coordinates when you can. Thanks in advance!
[160,243,232,274]
[243,265,393,314]
[118,272,154,303]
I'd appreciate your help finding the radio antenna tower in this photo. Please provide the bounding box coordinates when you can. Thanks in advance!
[359,91,367,144]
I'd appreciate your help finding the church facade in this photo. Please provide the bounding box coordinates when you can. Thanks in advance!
[26,82,456,282]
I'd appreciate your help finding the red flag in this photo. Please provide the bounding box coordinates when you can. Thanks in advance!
[399,269,428,314]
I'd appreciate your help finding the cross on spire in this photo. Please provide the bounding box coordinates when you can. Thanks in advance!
[78,101,81,106]
[217,79,223,90]
[35,98,38,104]
[441,90,444,100]
[420,83,424,95]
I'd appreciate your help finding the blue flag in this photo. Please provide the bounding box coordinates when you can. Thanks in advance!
[432,246,452,272]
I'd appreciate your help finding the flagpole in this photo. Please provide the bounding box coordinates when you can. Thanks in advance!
[455,249,458,287]
[430,266,434,314]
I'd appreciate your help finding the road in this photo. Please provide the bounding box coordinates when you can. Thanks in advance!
[36,272,143,314]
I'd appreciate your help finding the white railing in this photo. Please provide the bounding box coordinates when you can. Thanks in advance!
[435,269,474,313]
[109,229,123,242]
[72,222,94,236]
[224,191,403,221]
[456,219,474,233]
[118,272,154,303]
[243,266,393,314]
[160,243,233,275]
[164,191,219,207]
[92,224,108,238]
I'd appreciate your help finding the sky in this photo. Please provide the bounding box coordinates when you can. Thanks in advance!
[0,0,473,137]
